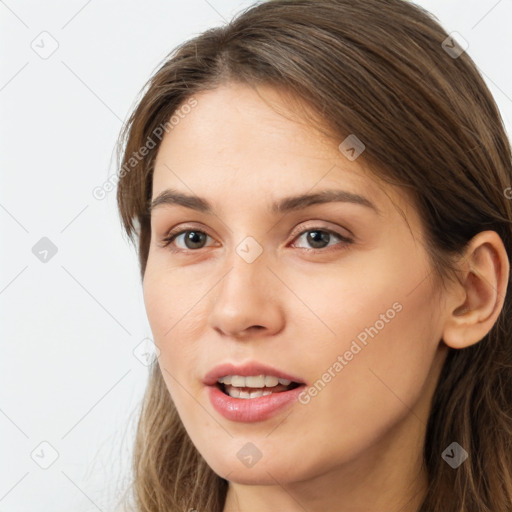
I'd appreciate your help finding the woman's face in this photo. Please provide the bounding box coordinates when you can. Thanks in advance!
[143,82,447,486]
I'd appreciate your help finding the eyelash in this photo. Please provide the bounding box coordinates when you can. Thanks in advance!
[159,225,354,254]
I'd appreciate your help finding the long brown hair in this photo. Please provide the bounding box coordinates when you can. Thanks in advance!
[115,1,512,510]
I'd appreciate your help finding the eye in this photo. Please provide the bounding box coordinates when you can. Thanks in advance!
[159,225,353,254]
[160,229,216,251]
[291,228,352,252]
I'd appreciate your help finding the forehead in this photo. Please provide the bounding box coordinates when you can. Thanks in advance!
[151,82,415,222]
[155,83,335,164]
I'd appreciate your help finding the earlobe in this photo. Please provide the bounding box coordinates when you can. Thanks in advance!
[442,230,510,350]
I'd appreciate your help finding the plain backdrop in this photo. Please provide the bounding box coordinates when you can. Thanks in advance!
[1,1,511,510]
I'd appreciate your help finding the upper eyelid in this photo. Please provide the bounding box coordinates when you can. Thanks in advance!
[163,221,351,237]
[289,223,353,240]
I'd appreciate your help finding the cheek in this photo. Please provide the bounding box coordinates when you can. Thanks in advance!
[142,259,215,391]
[293,269,440,458]
[143,255,203,338]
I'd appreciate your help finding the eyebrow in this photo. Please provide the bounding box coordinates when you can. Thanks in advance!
[149,188,380,216]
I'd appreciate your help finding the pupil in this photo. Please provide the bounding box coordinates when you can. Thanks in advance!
[185,231,206,249]
[307,230,329,249]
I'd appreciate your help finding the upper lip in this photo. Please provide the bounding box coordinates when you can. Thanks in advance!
[203,361,306,386]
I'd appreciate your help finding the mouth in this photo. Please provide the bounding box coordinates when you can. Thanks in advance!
[215,375,302,399]
[207,374,307,422]
[203,363,307,421]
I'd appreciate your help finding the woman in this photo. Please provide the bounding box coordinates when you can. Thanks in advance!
[115,1,512,510]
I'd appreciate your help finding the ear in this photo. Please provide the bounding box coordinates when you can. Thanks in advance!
[442,230,510,349]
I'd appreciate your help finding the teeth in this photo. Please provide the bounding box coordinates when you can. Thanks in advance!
[226,387,274,399]
[217,375,294,387]
[265,375,279,387]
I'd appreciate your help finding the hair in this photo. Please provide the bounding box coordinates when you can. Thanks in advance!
[115,0,512,510]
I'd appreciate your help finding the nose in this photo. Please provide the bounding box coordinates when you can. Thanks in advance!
[208,247,285,339]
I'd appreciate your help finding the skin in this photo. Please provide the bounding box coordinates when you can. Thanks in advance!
[142,82,509,512]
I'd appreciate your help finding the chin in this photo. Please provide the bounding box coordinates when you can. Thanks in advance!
[220,467,290,486]
[208,457,305,485]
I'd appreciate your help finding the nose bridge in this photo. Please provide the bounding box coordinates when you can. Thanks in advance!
[217,237,268,308]
[209,236,284,336]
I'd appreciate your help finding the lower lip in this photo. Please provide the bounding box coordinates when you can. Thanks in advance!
[207,384,306,423]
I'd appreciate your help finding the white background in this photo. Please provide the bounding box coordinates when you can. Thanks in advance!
[1,1,511,510]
